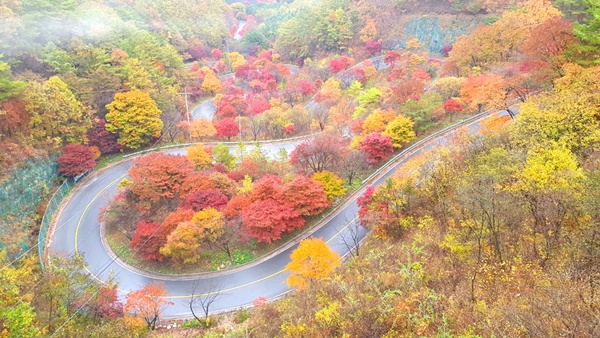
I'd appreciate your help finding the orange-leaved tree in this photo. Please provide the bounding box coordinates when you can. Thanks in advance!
[460,73,507,113]
[124,282,173,330]
[285,237,341,290]
[283,175,330,216]
[160,208,225,263]
[129,152,195,204]
[160,221,203,263]
[189,118,216,141]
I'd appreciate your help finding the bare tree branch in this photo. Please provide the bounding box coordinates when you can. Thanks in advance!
[188,280,224,326]
[340,217,363,258]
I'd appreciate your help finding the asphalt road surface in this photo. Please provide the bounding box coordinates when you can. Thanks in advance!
[47,109,513,318]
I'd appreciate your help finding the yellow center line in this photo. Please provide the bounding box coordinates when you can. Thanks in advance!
[75,175,126,284]
[326,215,359,244]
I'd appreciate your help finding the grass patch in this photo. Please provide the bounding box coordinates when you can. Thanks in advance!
[95,153,125,170]
[209,248,255,271]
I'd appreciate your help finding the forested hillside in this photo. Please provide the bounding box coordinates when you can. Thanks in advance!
[1,0,599,336]
[245,62,600,338]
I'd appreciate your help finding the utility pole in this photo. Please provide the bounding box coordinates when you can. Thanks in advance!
[238,111,243,161]
[222,36,231,72]
[179,86,192,143]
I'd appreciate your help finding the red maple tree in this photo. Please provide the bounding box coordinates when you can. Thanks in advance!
[365,41,382,55]
[241,199,305,243]
[235,63,255,81]
[212,48,223,59]
[297,80,317,96]
[283,176,330,216]
[73,285,123,320]
[384,51,401,66]
[130,221,168,262]
[217,102,238,119]
[443,98,463,120]
[182,189,229,211]
[357,186,375,227]
[328,58,347,73]
[56,144,96,177]
[216,118,240,141]
[358,133,395,164]
[247,97,271,115]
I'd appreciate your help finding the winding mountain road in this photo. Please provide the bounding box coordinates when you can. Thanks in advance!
[47,108,513,319]
[191,64,300,120]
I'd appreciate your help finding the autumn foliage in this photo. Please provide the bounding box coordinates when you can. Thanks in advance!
[283,175,330,216]
[460,73,507,112]
[182,189,229,212]
[241,199,305,243]
[56,144,96,177]
[188,119,217,141]
[290,134,348,174]
[358,133,394,164]
[285,237,341,290]
[312,171,347,202]
[124,282,173,330]
[87,119,122,154]
[216,118,239,140]
[6,0,600,335]
[105,90,163,149]
[249,174,284,201]
[186,143,212,170]
[130,221,167,262]
[129,152,195,203]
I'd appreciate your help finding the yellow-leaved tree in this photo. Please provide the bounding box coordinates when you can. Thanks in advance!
[186,143,212,170]
[285,237,341,290]
[25,76,90,146]
[509,145,584,259]
[201,70,223,95]
[160,208,224,263]
[227,52,246,71]
[509,64,600,153]
[105,90,163,149]
[0,253,37,337]
[383,115,416,148]
[361,109,395,135]
[190,207,225,242]
[312,170,347,201]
